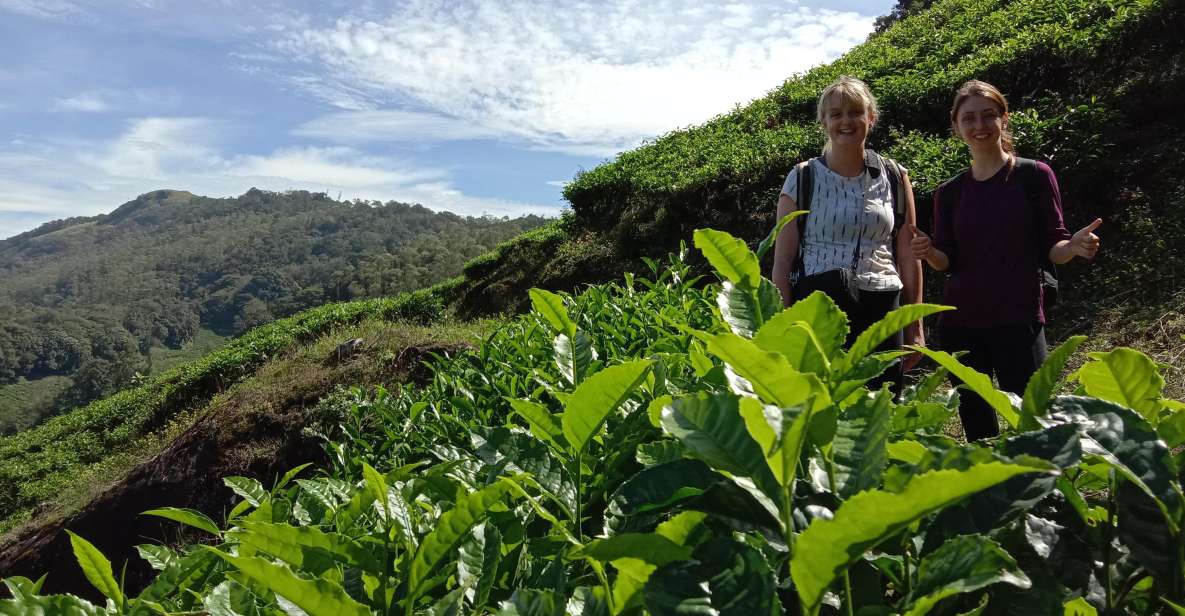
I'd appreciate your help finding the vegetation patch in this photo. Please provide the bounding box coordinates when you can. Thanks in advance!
[0,288,453,533]
[0,316,493,596]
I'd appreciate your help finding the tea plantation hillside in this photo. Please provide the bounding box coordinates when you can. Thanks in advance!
[1,0,1184,612]
[444,0,1185,388]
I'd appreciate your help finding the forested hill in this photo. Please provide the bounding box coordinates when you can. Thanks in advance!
[0,189,547,431]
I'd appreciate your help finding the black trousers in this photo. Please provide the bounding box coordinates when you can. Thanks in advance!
[846,289,904,396]
[939,322,1048,441]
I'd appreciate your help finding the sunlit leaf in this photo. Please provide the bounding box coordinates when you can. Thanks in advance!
[409,478,517,600]
[206,549,369,616]
[224,476,268,507]
[738,397,812,490]
[561,360,653,452]
[1076,347,1165,424]
[755,211,807,260]
[705,332,828,410]
[693,228,760,288]
[530,288,576,337]
[141,507,221,536]
[65,530,123,608]
[1021,335,1086,429]
[227,521,382,573]
[1063,597,1097,615]
[716,279,783,337]
[555,330,596,385]
[839,304,952,374]
[661,392,779,497]
[752,316,829,374]
[508,398,566,451]
[774,291,848,358]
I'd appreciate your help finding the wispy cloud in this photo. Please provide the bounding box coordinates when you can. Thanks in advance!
[294,110,503,143]
[0,117,558,239]
[52,91,112,112]
[50,89,180,113]
[0,0,82,20]
[280,0,875,155]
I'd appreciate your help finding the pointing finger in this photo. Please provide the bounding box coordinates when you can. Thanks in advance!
[1083,218,1103,233]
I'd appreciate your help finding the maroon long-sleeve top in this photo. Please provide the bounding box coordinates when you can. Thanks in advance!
[932,160,1072,327]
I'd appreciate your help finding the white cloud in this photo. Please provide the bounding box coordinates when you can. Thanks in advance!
[279,0,875,155]
[294,110,503,143]
[49,88,182,114]
[0,0,82,20]
[52,92,111,112]
[0,117,558,239]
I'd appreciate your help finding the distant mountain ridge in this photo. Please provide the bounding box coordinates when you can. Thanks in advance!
[0,188,548,432]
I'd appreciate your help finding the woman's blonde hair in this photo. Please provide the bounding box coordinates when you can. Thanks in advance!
[817,75,878,154]
[950,80,1014,154]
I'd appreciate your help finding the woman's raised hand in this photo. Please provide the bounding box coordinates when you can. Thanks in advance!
[1070,218,1102,259]
[908,224,932,260]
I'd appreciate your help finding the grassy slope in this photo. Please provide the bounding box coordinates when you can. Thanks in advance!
[0,313,493,539]
[2,0,1183,556]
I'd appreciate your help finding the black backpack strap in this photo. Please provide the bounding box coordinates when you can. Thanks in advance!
[1012,158,1057,274]
[793,159,815,283]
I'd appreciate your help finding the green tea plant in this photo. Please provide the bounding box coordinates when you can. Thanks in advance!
[4,228,1185,615]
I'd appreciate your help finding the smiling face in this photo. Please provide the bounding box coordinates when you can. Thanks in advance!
[821,94,874,150]
[954,94,1007,154]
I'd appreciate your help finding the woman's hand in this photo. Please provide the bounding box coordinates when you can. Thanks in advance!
[909,224,933,259]
[908,224,950,271]
[1050,217,1103,264]
[1069,218,1102,259]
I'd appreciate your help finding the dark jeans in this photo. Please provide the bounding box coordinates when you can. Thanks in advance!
[939,322,1048,441]
[846,289,904,396]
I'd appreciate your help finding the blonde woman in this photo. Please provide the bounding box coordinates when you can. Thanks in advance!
[771,75,924,393]
[910,80,1102,440]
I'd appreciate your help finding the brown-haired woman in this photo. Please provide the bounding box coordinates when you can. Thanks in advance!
[910,80,1102,440]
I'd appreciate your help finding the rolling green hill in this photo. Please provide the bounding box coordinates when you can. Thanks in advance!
[1,0,1183,611]
[0,189,546,432]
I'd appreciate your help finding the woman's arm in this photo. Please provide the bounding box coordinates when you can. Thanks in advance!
[896,172,925,367]
[771,192,800,308]
[896,172,923,307]
[912,232,951,271]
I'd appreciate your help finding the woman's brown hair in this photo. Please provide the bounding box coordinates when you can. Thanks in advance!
[950,80,1014,154]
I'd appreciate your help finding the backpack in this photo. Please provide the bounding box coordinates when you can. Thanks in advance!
[792,149,908,283]
[934,157,1059,307]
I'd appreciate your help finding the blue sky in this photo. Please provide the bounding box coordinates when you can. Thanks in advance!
[0,0,893,239]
